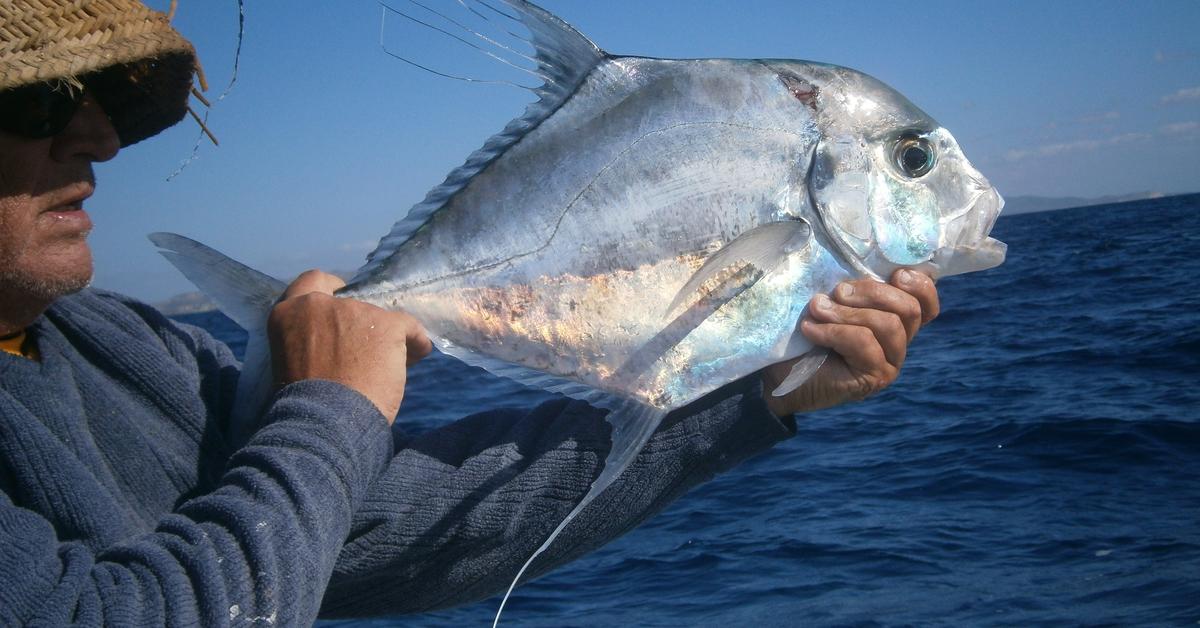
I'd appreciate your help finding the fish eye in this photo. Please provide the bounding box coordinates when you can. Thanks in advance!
[894,135,935,178]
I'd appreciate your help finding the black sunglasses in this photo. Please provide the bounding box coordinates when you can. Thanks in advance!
[0,80,88,140]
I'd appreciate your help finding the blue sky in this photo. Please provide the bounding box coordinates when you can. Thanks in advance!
[90,0,1200,301]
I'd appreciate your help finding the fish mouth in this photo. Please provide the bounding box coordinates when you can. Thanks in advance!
[924,187,1007,278]
[925,237,1006,278]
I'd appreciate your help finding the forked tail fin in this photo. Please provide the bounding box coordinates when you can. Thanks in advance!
[148,232,286,446]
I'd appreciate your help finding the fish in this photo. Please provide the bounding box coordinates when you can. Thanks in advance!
[149,0,1006,622]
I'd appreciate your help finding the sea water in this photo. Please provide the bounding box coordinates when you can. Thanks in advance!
[178,194,1200,626]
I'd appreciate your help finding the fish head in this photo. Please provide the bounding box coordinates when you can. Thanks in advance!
[775,62,1006,279]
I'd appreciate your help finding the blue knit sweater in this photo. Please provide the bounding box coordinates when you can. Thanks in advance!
[0,289,794,625]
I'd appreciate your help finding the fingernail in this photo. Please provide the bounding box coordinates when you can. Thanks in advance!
[837,283,854,298]
[897,269,914,284]
[814,294,832,310]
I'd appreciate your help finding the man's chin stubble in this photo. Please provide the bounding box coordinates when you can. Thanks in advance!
[0,269,93,301]
[0,243,94,303]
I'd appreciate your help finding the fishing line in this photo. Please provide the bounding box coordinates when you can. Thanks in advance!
[168,0,246,181]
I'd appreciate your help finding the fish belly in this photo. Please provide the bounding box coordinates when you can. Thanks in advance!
[392,242,848,409]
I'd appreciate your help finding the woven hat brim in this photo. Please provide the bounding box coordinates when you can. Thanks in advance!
[2,11,197,146]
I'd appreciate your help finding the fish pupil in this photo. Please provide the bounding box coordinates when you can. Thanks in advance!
[902,145,930,173]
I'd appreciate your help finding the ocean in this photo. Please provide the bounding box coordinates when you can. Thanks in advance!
[176,194,1200,626]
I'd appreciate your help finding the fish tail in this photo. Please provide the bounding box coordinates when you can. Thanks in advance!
[493,399,667,627]
[149,232,287,446]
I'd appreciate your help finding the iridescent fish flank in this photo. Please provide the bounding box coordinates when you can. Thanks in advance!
[148,1,1005,624]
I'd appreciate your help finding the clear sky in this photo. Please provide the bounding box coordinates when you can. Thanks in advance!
[89,0,1200,302]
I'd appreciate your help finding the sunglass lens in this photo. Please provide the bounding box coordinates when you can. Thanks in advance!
[0,82,82,139]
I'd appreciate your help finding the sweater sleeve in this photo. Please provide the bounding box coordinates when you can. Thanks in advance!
[110,294,794,618]
[321,376,795,616]
[0,381,392,626]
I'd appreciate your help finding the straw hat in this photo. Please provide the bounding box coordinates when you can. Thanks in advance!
[0,0,197,146]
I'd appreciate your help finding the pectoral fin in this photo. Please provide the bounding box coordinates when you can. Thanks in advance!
[666,220,813,318]
[609,262,766,394]
[606,220,814,396]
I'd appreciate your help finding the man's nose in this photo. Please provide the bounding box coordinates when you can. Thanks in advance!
[50,93,121,163]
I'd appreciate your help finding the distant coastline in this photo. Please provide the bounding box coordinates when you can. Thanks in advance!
[1000,191,1173,215]
[153,191,1196,316]
[156,291,220,316]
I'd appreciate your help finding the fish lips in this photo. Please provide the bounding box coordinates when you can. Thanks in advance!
[923,237,1007,278]
[923,187,1007,278]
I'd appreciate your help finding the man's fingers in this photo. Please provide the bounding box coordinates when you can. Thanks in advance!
[398,312,434,366]
[809,293,908,368]
[283,269,346,299]
[770,273,941,415]
[890,269,939,325]
[829,280,924,342]
[800,317,892,378]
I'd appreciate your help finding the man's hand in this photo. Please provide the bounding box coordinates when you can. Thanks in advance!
[763,269,940,416]
[268,270,433,422]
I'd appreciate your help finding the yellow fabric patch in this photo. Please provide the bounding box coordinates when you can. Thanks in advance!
[0,330,37,360]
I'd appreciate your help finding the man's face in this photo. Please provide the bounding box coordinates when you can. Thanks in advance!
[0,92,120,302]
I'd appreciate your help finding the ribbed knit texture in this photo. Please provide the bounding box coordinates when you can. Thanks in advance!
[0,289,795,623]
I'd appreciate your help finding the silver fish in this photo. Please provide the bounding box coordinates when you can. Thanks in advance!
[150,0,1005,622]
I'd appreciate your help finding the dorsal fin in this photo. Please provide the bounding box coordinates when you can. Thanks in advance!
[350,0,606,285]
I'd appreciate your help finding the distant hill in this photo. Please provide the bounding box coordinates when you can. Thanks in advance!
[156,291,217,316]
[1002,191,1170,215]
[155,269,356,316]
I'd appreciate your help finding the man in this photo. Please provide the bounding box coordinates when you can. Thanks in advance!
[0,1,939,624]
